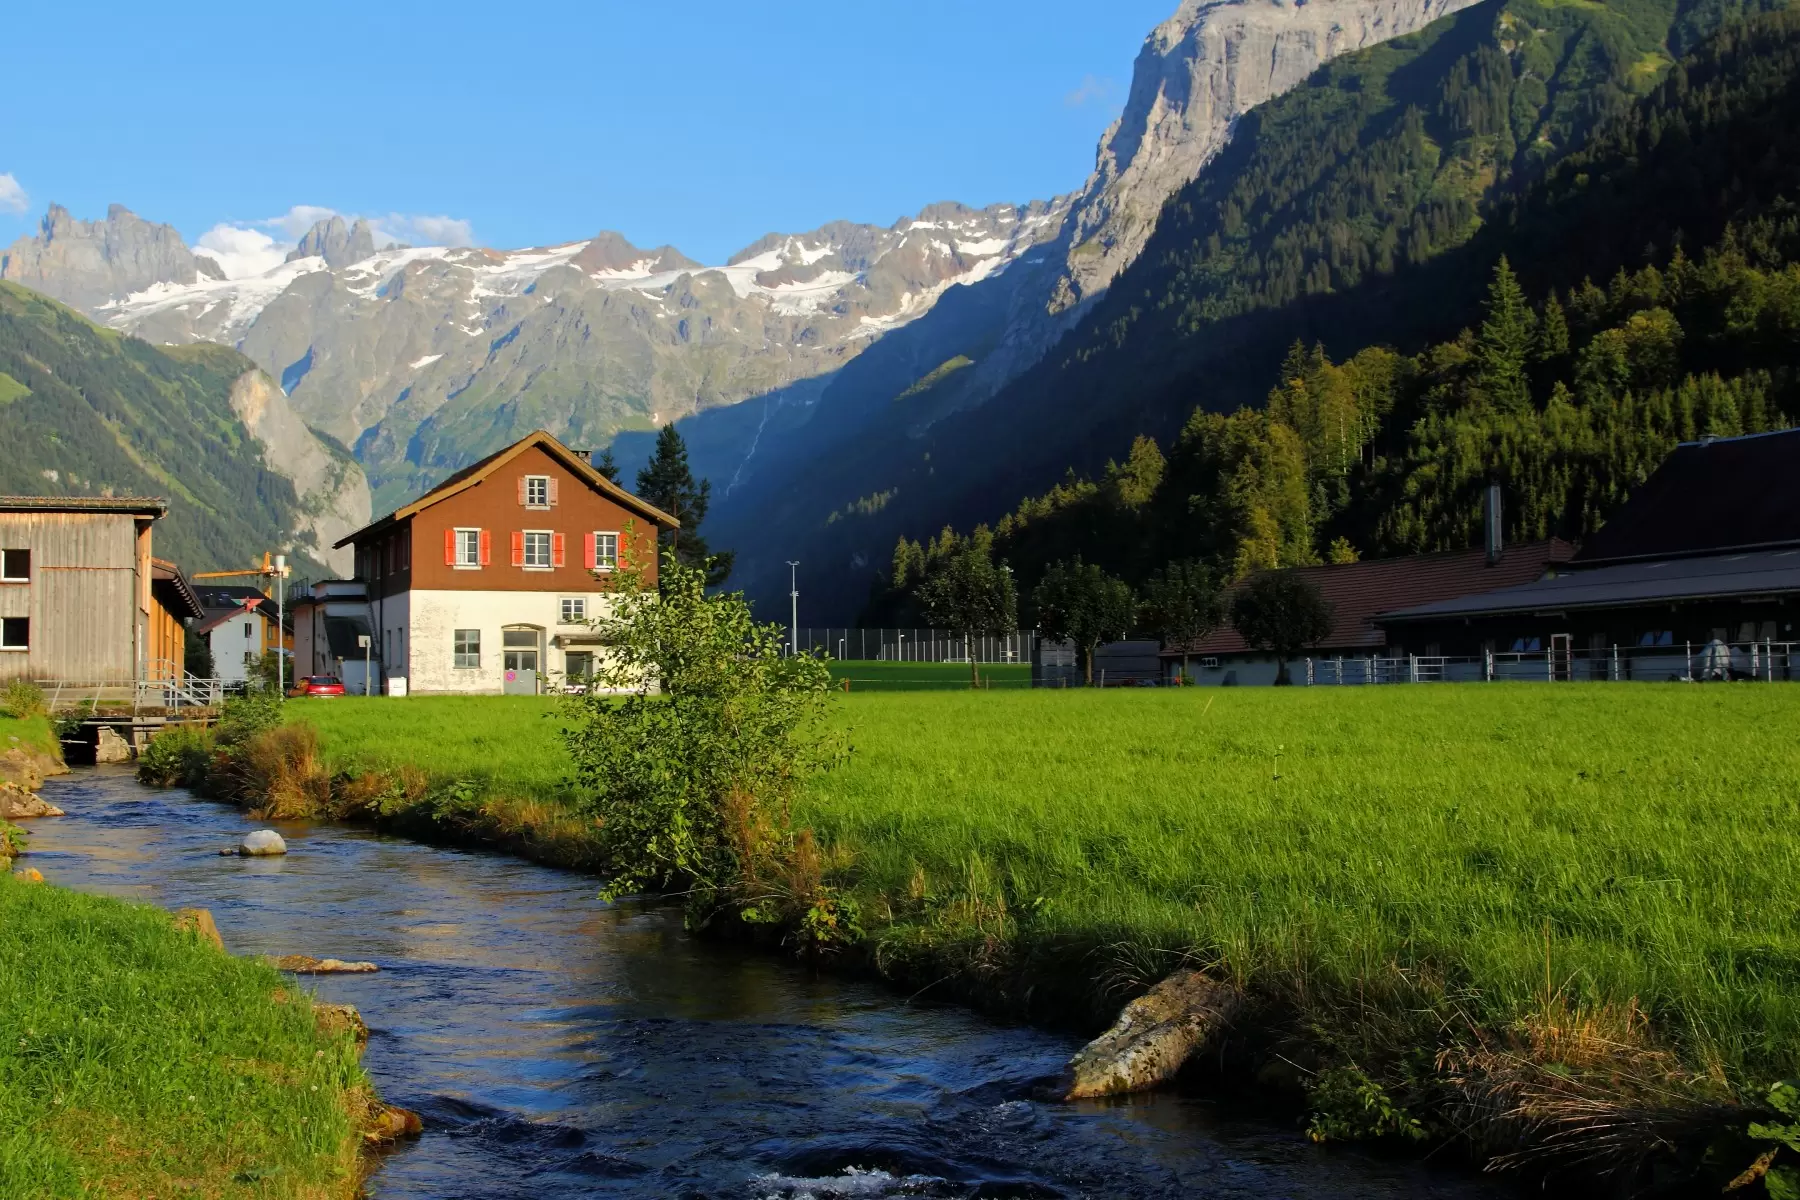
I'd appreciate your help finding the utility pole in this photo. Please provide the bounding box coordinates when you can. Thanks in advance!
[786,561,800,657]
[275,554,287,698]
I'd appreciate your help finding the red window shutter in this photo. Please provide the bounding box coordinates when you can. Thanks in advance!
[517,476,528,505]
[511,531,525,567]
[583,532,596,570]
[479,530,492,566]
[444,528,456,566]
[548,477,560,507]
[552,532,566,568]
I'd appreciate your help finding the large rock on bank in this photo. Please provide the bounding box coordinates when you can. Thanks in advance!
[173,907,225,951]
[269,955,379,974]
[1065,969,1246,1099]
[236,830,287,856]
[1,782,63,819]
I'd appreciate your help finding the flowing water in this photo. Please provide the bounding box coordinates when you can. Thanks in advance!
[25,767,1514,1200]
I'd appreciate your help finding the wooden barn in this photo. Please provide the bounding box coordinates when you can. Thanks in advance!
[0,496,203,693]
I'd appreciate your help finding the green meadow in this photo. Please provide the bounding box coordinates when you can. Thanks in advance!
[289,684,1800,1084]
[0,876,370,1198]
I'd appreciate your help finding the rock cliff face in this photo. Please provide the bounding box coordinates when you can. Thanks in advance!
[0,204,221,311]
[225,370,371,575]
[1054,0,1485,310]
[287,216,377,269]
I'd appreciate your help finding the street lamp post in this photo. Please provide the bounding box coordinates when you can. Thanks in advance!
[274,554,287,698]
[786,561,800,657]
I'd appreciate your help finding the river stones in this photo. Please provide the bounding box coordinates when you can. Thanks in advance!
[2,782,62,819]
[314,1002,370,1044]
[173,907,225,951]
[361,1101,423,1144]
[12,866,43,884]
[269,954,379,974]
[1064,969,1246,1100]
[237,829,287,856]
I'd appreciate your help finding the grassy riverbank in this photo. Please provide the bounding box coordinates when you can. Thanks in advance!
[1,713,61,760]
[0,875,372,1198]
[177,686,1800,1174]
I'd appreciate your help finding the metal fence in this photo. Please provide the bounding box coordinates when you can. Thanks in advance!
[36,673,225,712]
[1300,641,1797,685]
[790,628,1038,664]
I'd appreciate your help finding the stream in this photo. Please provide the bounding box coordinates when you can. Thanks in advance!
[25,767,1514,1199]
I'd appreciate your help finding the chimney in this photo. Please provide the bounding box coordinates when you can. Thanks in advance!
[1484,484,1504,566]
[572,449,592,464]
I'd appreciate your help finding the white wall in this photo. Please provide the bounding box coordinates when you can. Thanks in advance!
[401,588,620,694]
[206,614,263,685]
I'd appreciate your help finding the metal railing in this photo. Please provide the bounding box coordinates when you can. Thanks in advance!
[1301,641,1797,685]
[36,672,225,712]
[790,628,1038,664]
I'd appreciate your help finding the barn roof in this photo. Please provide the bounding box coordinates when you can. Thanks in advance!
[335,429,678,548]
[1163,540,1576,658]
[0,496,167,517]
[1574,428,1800,564]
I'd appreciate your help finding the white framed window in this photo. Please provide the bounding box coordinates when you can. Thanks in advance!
[592,531,619,571]
[523,530,552,569]
[453,528,482,568]
[0,617,27,650]
[560,597,587,623]
[0,549,28,582]
[524,474,551,509]
[453,629,481,669]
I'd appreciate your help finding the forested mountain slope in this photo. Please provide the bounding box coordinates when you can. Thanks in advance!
[863,2,1800,619]
[739,0,1792,620]
[0,282,367,575]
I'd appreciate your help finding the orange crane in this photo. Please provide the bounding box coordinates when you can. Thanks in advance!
[191,553,295,691]
[191,552,288,588]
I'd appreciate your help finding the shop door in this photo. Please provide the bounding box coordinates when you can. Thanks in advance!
[503,649,539,694]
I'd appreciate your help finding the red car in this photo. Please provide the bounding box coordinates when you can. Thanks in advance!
[291,676,347,698]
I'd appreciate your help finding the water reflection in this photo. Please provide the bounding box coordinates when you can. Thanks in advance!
[27,767,1512,1199]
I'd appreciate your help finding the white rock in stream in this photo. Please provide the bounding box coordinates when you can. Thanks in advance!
[238,829,287,856]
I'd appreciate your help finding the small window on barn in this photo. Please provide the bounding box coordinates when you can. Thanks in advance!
[1510,637,1542,653]
[523,475,551,509]
[0,617,26,650]
[0,550,28,582]
[1637,631,1674,648]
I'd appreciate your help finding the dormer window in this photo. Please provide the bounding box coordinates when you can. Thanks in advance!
[522,474,555,509]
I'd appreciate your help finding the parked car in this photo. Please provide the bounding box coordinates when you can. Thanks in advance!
[289,675,346,698]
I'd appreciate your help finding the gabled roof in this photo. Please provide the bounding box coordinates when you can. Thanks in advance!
[1379,547,1800,623]
[335,430,678,548]
[1164,540,1576,657]
[1574,428,1800,564]
[194,600,276,636]
[0,495,167,517]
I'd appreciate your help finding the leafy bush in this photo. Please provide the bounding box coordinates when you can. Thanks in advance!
[0,821,26,858]
[216,691,282,748]
[1,679,45,720]
[136,726,216,789]
[563,555,848,935]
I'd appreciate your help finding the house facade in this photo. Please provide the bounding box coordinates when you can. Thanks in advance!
[194,599,280,686]
[333,431,674,695]
[0,497,201,688]
[1378,430,1800,680]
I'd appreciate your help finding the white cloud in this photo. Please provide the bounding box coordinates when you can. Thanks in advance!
[369,213,477,248]
[193,204,480,277]
[1064,75,1117,108]
[0,173,28,216]
[195,223,288,279]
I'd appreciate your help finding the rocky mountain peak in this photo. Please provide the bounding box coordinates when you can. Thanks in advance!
[0,203,208,311]
[1051,0,1485,311]
[287,216,378,269]
[570,231,699,275]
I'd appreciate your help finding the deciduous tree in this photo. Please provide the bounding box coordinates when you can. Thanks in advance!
[1032,558,1135,686]
[1229,571,1335,685]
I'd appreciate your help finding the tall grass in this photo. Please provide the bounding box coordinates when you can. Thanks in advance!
[0,876,370,1197]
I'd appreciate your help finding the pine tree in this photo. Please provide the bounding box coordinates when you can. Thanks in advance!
[635,424,733,585]
[594,447,621,484]
[1536,292,1571,363]
[1477,257,1537,412]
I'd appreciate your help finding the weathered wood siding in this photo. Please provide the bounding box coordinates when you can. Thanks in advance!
[0,512,146,682]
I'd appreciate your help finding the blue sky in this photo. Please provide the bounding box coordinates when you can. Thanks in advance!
[0,0,1176,268]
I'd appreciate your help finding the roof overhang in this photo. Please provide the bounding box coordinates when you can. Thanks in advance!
[150,558,205,621]
[0,495,167,517]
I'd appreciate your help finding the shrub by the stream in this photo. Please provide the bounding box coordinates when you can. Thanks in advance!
[563,555,850,937]
[136,726,215,789]
[1,679,45,720]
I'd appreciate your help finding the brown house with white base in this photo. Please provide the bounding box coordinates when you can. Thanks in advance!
[323,431,675,695]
